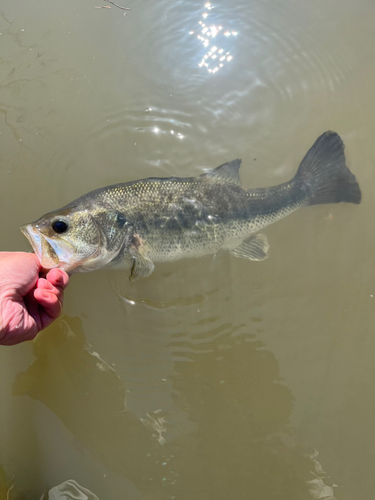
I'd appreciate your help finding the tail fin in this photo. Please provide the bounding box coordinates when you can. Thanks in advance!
[295,131,361,205]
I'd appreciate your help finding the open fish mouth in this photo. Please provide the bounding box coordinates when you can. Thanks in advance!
[21,224,73,270]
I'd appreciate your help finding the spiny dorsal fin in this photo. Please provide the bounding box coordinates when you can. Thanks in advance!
[200,159,242,185]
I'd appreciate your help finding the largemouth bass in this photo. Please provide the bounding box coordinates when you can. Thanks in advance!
[22,131,361,281]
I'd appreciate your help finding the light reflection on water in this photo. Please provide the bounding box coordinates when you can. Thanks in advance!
[0,0,375,497]
[191,2,237,74]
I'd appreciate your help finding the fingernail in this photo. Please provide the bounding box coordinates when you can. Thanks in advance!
[54,271,63,283]
[42,291,50,299]
[43,280,53,290]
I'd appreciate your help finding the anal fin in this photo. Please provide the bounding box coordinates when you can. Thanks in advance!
[228,233,269,261]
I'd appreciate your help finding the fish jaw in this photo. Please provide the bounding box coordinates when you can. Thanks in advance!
[21,224,75,271]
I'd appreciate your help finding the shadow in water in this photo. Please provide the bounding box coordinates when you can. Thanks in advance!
[12,316,337,499]
[165,330,336,500]
[12,317,163,492]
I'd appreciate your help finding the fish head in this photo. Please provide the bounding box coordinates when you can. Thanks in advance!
[21,205,127,273]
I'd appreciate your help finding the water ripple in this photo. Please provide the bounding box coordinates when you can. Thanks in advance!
[78,0,355,165]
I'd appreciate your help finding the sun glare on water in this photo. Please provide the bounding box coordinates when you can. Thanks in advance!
[189,3,238,74]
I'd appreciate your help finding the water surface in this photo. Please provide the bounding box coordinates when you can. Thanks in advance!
[1,0,375,498]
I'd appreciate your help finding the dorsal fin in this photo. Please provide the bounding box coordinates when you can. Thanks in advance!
[200,159,242,185]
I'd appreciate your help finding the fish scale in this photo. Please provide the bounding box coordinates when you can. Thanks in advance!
[91,176,307,263]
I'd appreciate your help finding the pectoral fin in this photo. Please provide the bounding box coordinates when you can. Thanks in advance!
[229,234,269,261]
[129,252,155,282]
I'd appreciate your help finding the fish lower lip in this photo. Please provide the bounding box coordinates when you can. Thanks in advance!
[21,224,42,259]
[21,224,59,268]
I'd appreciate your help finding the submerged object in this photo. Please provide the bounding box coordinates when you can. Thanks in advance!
[22,131,361,281]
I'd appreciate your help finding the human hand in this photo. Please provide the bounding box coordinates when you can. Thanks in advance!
[0,252,69,346]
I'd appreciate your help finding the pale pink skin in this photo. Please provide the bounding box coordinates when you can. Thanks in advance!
[0,252,69,346]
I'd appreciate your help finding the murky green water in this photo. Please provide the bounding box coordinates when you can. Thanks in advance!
[1,0,375,498]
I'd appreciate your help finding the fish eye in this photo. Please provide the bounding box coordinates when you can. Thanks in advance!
[52,219,69,233]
